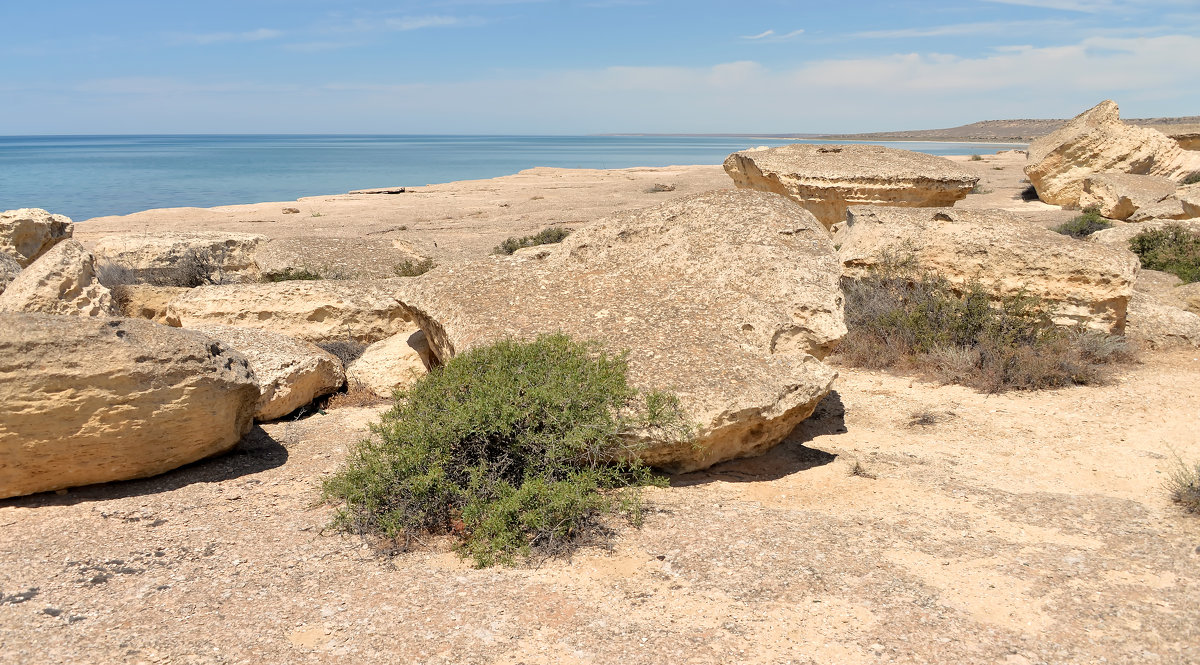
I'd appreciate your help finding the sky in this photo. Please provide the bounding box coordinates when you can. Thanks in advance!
[1,0,1198,135]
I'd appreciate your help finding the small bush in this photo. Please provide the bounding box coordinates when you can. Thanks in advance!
[493,226,573,255]
[95,261,138,288]
[1166,452,1200,514]
[1128,224,1200,283]
[266,267,323,282]
[836,265,1132,392]
[323,334,690,567]
[318,338,368,367]
[1182,172,1200,186]
[393,258,436,277]
[1054,206,1111,239]
[1020,185,1040,202]
[969,154,983,161]
[97,249,223,288]
[970,184,992,195]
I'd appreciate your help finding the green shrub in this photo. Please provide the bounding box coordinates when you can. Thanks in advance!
[836,265,1132,392]
[323,334,689,567]
[1182,172,1200,186]
[493,226,573,255]
[1128,224,1200,283]
[969,154,983,161]
[1054,206,1111,238]
[1166,452,1200,514]
[393,258,436,277]
[266,267,322,282]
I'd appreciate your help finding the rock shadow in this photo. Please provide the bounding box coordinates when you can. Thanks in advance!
[0,425,288,508]
[671,391,846,487]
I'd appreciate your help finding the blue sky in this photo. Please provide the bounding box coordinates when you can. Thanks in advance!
[2,0,1198,134]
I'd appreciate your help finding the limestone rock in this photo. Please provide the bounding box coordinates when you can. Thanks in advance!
[346,328,432,397]
[165,279,411,343]
[92,231,266,285]
[1078,173,1176,221]
[190,325,345,421]
[254,237,425,280]
[1176,282,1200,315]
[0,314,259,499]
[1124,292,1200,348]
[0,208,73,268]
[0,252,20,296]
[1177,183,1200,218]
[1132,269,1187,310]
[111,284,190,324]
[1025,101,1200,207]
[1089,219,1200,248]
[0,239,116,316]
[837,206,1139,333]
[723,144,978,228]
[397,190,844,473]
[1128,198,1190,223]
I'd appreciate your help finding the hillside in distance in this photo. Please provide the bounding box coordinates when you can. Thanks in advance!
[818,116,1200,143]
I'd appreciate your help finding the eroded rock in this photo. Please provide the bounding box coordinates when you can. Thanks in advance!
[1078,173,1177,221]
[0,314,259,499]
[723,144,978,228]
[345,327,432,397]
[110,284,190,324]
[92,231,266,285]
[0,253,20,296]
[0,208,73,268]
[0,239,116,316]
[837,206,1139,333]
[1125,292,1200,348]
[397,190,844,473]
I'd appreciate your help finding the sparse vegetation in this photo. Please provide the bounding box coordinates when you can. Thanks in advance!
[493,226,572,255]
[835,263,1133,393]
[1166,451,1200,514]
[322,334,690,567]
[848,460,877,479]
[318,338,368,368]
[265,267,322,282]
[1020,184,1040,202]
[970,184,992,195]
[324,381,389,409]
[969,154,983,161]
[1054,206,1111,238]
[907,408,955,427]
[96,248,226,288]
[1128,223,1200,283]
[393,258,437,277]
[1182,172,1200,186]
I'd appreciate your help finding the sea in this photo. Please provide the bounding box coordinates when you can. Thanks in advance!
[0,135,1022,222]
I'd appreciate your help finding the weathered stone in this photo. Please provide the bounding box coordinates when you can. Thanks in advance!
[0,208,73,268]
[0,239,116,316]
[1078,173,1176,221]
[1177,183,1200,218]
[345,327,432,397]
[0,252,20,296]
[91,231,266,285]
[1089,219,1200,248]
[1124,292,1200,348]
[254,237,425,281]
[1128,198,1190,223]
[1133,269,1187,310]
[165,279,411,343]
[1025,101,1200,207]
[1176,282,1200,315]
[110,284,190,324]
[397,190,844,473]
[190,325,345,421]
[837,206,1139,333]
[723,144,978,228]
[0,314,259,499]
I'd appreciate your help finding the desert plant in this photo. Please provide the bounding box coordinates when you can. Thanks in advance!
[95,260,138,288]
[1054,206,1111,239]
[266,267,323,282]
[1166,451,1200,514]
[323,334,690,567]
[970,184,992,195]
[1128,224,1200,283]
[1020,185,1040,202]
[1182,172,1200,186]
[393,258,436,277]
[493,226,573,255]
[836,265,1133,392]
[324,381,390,409]
[318,338,368,367]
[969,154,983,161]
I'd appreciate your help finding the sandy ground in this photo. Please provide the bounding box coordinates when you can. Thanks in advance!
[4,149,1198,664]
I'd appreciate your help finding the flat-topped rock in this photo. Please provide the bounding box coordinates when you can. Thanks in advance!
[345,327,432,398]
[1079,173,1177,221]
[837,206,1139,333]
[723,144,978,228]
[1026,101,1200,207]
[0,314,259,499]
[254,237,425,280]
[398,190,844,473]
[165,279,411,343]
[0,239,116,317]
[92,231,266,285]
[1125,292,1200,348]
[0,208,73,268]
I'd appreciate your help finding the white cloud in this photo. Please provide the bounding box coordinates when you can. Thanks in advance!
[172,28,283,45]
[854,20,1072,38]
[740,29,804,42]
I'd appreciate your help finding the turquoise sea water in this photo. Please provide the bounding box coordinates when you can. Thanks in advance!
[0,135,1021,221]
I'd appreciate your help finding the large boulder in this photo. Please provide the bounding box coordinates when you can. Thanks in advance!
[91,231,266,285]
[0,208,73,268]
[190,325,345,421]
[836,206,1139,334]
[1078,173,1177,221]
[345,327,432,398]
[0,239,116,316]
[164,279,411,343]
[0,252,20,296]
[1124,292,1200,348]
[723,144,978,229]
[397,190,845,473]
[0,314,260,499]
[1025,101,1200,207]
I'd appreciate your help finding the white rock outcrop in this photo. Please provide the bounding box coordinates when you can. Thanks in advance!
[0,314,260,499]
[837,206,1139,333]
[0,208,73,268]
[92,231,266,285]
[0,239,116,316]
[723,144,978,228]
[190,325,346,421]
[345,328,432,397]
[1078,173,1177,221]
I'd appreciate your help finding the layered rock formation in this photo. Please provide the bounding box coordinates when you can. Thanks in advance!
[0,314,259,499]
[837,206,1139,333]
[0,239,116,316]
[164,279,411,343]
[1025,101,1200,207]
[1078,173,1177,221]
[191,325,345,421]
[1125,292,1200,348]
[0,208,73,268]
[723,144,978,228]
[111,284,190,324]
[397,190,845,473]
[346,328,432,398]
[92,231,266,285]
